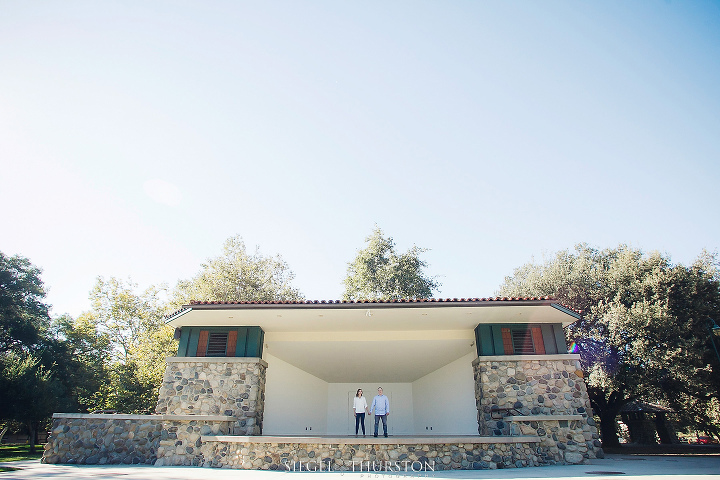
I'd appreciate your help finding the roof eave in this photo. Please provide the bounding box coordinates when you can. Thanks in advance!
[183,298,560,311]
[165,307,193,324]
[551,303,582,321]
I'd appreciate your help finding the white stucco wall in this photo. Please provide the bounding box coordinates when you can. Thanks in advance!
[326,383,414,435]
[263,353,328,435]
[412,352,478,435]
[263,352,478,436]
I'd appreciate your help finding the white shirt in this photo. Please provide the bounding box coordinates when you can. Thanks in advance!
[353,396,368,413]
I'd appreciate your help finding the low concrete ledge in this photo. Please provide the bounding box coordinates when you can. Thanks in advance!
[201,435,541,445]
[505,415,584,422]
[162,414,235,421]
[473,354,580,363]
[52,413,157,420]
[166,356,268,367]
[52,413,235,421]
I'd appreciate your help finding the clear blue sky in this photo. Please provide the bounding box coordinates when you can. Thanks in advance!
[2,1,719,317]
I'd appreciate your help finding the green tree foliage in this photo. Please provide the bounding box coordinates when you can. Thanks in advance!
[653,255,720,436]
[0,235,306,427]
[89,277,167,362]
[0,353,65,453]
[0,252,49,353]
[130,324,176,389]
[0,252,70,449]
[171,235,303,308]
[71,236,304,414]
[497,244,720,446]
[343,227,440,300]
[90,361,160,415]
[85,277,176,413]
[47,314,111,413]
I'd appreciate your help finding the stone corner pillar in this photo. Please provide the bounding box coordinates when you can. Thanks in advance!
[155,356,268,435]
[472,354,603,463]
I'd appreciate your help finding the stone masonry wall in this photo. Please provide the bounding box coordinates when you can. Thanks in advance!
[42,414,234,466]
[472,355,602,462]
[155,357,267,435]
[510,419,601,464]
[42,415,163,465]
[155,419,232,466]
[199,440,556,470]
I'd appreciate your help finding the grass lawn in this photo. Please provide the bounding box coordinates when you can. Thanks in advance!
[0,444,44,462]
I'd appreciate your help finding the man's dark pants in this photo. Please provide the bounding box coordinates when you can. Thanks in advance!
[374,414,388,437]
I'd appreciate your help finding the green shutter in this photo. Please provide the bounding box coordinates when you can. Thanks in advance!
[177,328,192,356]
[474,324,497,356]
[235,327,248,356]
[491,325,505,355]
[553,324,568,354]
[246,327,263,358]
[541,324,558,354]
[187,328,201,356]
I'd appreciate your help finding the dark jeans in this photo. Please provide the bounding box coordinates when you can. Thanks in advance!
[355,412,365,435]
[374,414,388,437]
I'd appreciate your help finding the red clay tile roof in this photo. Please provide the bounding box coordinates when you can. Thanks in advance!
[188,296,556,306]
[165,297,582,321]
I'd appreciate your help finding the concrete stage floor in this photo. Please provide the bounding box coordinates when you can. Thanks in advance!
[2,454,719,480]
[201,435,540,444]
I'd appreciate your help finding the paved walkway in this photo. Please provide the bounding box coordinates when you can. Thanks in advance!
[1,455,718,480]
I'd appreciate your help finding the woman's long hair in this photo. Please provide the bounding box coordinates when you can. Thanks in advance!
[356,388,363,397]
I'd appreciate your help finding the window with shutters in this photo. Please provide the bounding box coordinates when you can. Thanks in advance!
[476,324,558,356]
[498,325,547,355]
[177,326,264,357]
[511,329,535,354]
[206,332,230,356]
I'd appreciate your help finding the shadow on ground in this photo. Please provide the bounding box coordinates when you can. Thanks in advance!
[603,444,720,456]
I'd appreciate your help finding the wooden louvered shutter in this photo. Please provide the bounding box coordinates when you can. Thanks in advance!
[226,331,238,357]
[197,330,209,357]
[501,328,514,355]
[531,326,546,354]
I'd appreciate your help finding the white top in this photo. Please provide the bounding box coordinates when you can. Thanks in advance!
[353,396,368,413]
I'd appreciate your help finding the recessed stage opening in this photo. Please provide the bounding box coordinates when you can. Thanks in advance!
[262,330,479,437]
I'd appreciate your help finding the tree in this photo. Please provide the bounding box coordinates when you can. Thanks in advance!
[46,314,111,413]
[89,277,167,362]
[73,236,304,414]
[128,323,176,399]
[85,277,175,413]
[0,252,69,449]
[343,227,440,300]
[171,235,303,307]
[0,352,65,453]
[654,254,720,435]
[0,252,50,353]
[497,244,720,446]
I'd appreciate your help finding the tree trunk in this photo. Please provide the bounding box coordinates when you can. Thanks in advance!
[26,421,36,454]
[589,387,630,449]
[31,421,39,446]
[599,409,621,448]
[655,413,674,444]
[0,425,7,444]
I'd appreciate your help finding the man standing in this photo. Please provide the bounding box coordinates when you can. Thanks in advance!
[370,387,389,437]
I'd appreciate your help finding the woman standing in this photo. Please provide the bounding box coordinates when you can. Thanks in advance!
[353,388,369,437]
